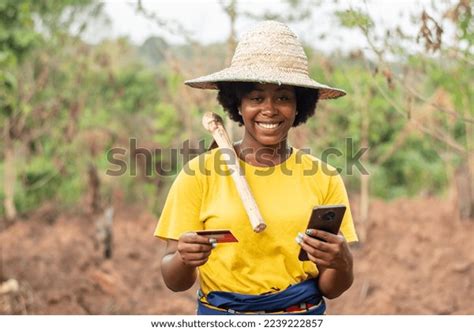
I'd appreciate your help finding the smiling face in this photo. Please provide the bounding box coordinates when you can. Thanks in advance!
[240,83,297,149]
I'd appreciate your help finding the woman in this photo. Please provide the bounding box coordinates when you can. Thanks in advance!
[154,21,358,315]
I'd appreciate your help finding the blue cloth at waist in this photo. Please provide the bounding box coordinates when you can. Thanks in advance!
[200,278,323,313]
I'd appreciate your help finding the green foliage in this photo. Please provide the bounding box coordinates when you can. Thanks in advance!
[0,1,39,64]
[371,137,448,199]
[454,0,473,46]
[304,41,469,198]
[335,9,373,31]
[15,155,62,212]
[0,1,38,118]
[153,103,179,146]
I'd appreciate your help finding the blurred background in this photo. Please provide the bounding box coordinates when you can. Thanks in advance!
[0,0,473,314]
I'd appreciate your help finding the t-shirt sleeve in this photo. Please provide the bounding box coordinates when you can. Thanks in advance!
[153,160,204,241]
[323,173,358,243]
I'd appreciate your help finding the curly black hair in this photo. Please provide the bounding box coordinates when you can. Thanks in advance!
[216,82,319,127]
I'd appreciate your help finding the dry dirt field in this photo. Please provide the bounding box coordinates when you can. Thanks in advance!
[1,196,473,314]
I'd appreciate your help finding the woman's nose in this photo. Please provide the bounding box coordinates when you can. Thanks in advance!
[261,98,277,115]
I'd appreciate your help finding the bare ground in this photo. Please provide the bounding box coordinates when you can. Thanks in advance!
[1,196,473,314]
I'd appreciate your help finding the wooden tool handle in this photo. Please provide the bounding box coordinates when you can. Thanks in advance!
[202,112,266,233]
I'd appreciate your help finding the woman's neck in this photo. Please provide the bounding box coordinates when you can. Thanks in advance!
[235,135,291,167]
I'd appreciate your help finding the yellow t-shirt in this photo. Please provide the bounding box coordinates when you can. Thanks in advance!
[154,147,358,296]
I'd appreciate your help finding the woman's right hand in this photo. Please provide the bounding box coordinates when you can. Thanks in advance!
[177,232,215,267]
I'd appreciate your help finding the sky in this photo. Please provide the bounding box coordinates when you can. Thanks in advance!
[91,0,453,53]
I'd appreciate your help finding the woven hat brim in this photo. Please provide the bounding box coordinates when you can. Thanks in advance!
[185,67,346,100]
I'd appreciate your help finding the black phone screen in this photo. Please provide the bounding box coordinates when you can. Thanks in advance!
[298,204,346,261]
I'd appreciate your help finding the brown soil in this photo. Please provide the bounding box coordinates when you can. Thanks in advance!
[1,196,473,314]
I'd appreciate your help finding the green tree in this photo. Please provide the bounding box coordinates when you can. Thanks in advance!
[0,0,100,221]
[333,1,473,221]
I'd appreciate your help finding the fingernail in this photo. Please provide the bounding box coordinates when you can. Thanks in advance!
[295,236,302,244]
[297,233,305,242]
[211,243,217,249]
[209,238,217,244]
[306,229,313,236]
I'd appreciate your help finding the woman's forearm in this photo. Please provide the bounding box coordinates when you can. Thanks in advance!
[317,262,354,299]
[161,251,198,292]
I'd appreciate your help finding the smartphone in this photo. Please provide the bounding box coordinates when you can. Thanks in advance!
[298,204,346,261]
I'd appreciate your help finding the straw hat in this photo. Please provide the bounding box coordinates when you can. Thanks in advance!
[185,21,346,100]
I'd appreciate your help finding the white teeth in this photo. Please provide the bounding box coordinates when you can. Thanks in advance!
[257,122,280,129]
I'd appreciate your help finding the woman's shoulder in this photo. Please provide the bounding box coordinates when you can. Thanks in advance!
[293,148,341,178]
[181,147,220,175]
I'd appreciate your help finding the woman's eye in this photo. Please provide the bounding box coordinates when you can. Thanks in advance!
[251,97,263,102]
[278,95,292,101]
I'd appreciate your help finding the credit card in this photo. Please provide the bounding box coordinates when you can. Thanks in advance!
[195,229,238,243]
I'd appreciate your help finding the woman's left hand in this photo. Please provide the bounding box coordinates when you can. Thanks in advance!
[297,229,353,271]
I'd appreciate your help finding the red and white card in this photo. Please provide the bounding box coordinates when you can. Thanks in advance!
[195,229,238,243]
